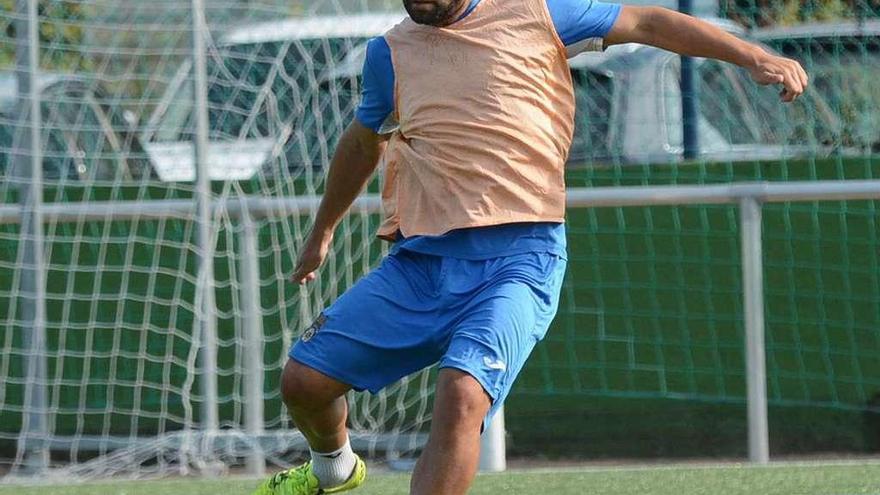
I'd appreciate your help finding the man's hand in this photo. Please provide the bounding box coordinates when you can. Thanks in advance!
[747,50,809,102]
[606,6,808,103]
[291,231,333,285]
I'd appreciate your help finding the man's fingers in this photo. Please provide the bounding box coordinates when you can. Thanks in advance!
[780,79,798,102]
[795,62,809,88]
[780,88,795,102]
[785,59,808,88]
[290,263,310,284]
[778,65,805,102]
[291,257,321,284]
[752,54,809,103]
[780,86,797,103]
[757,71,784,86]
[784,67,802,93]
[291,270,315,285]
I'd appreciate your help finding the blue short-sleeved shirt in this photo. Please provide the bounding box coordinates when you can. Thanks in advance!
[359,0,622,260]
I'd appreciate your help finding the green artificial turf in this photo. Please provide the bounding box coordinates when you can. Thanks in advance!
[2,461,879,495]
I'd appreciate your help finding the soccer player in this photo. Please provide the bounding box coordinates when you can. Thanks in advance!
[252,0,807,493]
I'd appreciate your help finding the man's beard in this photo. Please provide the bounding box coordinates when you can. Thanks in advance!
[403,0,461,26]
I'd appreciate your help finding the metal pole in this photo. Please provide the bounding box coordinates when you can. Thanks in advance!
[739,196,770,464]
[479,406,506,472]
[679,0,699,160]
[14,0,49,474]
[4,181,880,224]
[240,211,266,476]
[191,0,219,439]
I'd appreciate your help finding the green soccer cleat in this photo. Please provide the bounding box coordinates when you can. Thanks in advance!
[251,456,366,495]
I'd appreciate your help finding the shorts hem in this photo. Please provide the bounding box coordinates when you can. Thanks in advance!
[437,361,500,403]
[289,349,375,394]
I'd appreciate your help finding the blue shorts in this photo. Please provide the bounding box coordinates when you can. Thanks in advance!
[289,248,566,423]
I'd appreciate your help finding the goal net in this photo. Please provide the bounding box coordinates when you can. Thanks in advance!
[1,0,879,483]
[0,0,428,481]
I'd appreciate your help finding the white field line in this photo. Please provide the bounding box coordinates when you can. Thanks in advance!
[487,458,880,476]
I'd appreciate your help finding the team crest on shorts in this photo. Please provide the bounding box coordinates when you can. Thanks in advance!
[300,313,326,342]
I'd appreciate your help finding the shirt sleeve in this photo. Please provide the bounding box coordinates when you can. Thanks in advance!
[546,0,622,57]
[354,36,396,133]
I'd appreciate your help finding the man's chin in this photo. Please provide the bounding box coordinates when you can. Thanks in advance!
[408,12,443,25]
[405,2,451,25]
[410,16,442,25]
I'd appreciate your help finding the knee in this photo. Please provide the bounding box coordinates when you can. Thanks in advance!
[433,370,492,432]
[279,362,311,409]
[280,360,342,410]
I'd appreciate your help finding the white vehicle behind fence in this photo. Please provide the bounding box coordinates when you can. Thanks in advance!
[135,14,851,181]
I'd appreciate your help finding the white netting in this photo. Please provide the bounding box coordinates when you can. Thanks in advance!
[0,0,428,481]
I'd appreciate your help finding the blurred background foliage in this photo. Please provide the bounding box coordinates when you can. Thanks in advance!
[721,0,880,27]
[0,0,90,69]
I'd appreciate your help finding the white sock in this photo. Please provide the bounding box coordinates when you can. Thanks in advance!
[310,438,357,489]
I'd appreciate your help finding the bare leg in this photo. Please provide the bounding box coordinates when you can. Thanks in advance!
[410,368,492,495]
[281,359,352,452]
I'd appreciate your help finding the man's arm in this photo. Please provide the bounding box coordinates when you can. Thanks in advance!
[291,120,388,284]
[604,6,808,102]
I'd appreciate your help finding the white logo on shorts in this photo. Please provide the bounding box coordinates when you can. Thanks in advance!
[483,356,507,372]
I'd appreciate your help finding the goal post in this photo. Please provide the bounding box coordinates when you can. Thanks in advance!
[12,0,49,475]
